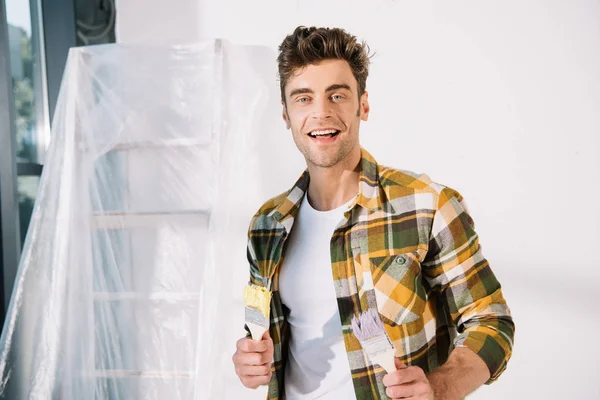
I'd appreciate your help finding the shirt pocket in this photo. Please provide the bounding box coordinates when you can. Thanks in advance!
[370,251,427,325]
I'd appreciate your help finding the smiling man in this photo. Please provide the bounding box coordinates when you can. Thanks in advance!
[232,26,515,400]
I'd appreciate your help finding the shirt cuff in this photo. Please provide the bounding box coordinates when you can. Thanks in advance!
[454,325,514,383]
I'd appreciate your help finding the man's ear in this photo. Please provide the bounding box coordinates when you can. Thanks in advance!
[282,101,291,129]
[359,91,370,122]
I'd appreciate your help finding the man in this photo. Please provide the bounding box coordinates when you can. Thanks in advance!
[232,26,514,400]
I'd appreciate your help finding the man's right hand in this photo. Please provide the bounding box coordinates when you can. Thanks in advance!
[233,330,274,389]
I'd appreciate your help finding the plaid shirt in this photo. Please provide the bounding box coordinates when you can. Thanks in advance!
[246,148,514,399]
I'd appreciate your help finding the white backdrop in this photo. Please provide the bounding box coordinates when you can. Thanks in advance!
[116,1,600,399]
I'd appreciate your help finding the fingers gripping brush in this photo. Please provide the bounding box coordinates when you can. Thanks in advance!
[244,285,272,341]
[351,309,397,373]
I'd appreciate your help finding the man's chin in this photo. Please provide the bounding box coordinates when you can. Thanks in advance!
[305,154,341,169]
[302,145,359,170]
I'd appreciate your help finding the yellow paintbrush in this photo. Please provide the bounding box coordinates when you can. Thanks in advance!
[244,284,272,341]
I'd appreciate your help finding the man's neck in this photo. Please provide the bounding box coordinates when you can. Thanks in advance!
[306,148,361,211]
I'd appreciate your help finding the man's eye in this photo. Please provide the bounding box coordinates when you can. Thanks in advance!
[298,97,309,103]
[332,94,344,100]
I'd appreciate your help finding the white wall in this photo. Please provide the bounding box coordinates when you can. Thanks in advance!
[115,0,203,45]
[116,1,600,399]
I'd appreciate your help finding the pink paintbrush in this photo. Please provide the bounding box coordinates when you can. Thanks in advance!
[351,309,397,373]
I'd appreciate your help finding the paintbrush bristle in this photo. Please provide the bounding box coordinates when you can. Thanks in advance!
[244,284,271,318]
[351,309,386,342]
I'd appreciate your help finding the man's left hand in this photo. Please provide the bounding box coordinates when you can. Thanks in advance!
[382,358,434,399]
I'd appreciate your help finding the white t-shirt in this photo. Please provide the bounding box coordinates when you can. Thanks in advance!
[279,194,357,400]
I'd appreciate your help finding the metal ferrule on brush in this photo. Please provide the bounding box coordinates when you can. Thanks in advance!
[360,333,394,357]
[245,306,269,328]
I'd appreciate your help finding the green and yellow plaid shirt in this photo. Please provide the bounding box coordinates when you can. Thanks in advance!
[246,148,514,399]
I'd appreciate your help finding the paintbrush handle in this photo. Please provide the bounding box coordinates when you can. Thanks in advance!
[246,322,268,341]
[370,349,397,374]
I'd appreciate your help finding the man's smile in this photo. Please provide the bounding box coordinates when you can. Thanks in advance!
[307,128,341,141]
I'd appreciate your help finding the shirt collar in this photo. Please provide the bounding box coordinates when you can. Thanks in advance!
[354,148,386,212]
[269,148,389,225]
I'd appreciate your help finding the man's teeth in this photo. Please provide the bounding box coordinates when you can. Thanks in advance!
[310,129,338,137]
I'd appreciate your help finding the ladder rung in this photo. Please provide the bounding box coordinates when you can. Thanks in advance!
[91,210,210,229]
[109,138,211,152]
[93,292,200,301]
[94,370,194,378]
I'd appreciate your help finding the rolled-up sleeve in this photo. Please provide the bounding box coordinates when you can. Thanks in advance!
[422,187,515,383]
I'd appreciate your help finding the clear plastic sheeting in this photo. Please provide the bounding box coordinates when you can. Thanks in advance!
[0,41,272,399]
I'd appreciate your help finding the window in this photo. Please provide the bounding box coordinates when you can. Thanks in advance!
[6,0,49,246]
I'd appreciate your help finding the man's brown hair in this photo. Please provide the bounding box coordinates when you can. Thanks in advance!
[277,26,371,102]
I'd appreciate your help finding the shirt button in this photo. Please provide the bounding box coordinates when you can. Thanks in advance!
[396,256,407,265]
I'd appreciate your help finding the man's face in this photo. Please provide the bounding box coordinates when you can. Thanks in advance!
[282,59,370,169]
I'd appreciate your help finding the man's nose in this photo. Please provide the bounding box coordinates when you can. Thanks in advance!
[310,97,333,120]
